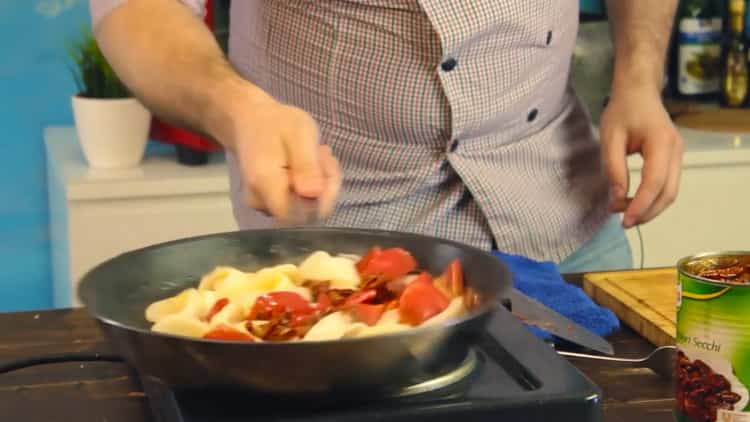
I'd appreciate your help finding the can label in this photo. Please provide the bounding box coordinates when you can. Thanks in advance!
[677,18,722,95]
[676,271,750,422]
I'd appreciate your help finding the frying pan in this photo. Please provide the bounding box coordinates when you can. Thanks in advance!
[77,227,511,397]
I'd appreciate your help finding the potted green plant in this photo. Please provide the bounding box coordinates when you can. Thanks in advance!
[68,30,151,169]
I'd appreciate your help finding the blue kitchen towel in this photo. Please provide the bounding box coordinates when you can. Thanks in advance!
[492,251,620,340]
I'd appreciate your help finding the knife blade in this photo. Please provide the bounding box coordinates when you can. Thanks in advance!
[506,287,615,356]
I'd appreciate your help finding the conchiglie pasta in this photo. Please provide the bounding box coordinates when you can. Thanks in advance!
[349,310,412,338]
[298,251,361,290]
[145,288,209,323]
[151,314,210,338]
[422,298,467,326]
[207,302,246,328]
[145,249,472,341]
[198,266,246,291]
[262,264,302,284]
[303,312,365,341]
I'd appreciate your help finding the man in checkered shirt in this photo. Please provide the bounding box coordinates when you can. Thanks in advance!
[89,0,682,273]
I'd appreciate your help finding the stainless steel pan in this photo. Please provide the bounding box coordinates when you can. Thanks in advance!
[77,227,510,397]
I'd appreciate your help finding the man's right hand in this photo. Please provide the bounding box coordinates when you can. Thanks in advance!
[221,89,342,223]
[91,0,340,223]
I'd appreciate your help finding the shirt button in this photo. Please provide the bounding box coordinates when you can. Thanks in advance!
[441,58,458,72]
[449,140,459,152]
[527,109,539,122]
[546,31,552,45]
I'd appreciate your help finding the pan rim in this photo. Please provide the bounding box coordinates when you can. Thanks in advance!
[78,226,508,346]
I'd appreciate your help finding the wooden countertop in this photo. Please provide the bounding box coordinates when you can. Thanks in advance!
[0,274,674,422]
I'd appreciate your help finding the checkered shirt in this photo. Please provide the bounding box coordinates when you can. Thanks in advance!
[90,0,611,263]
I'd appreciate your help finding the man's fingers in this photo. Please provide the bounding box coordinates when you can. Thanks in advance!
[623,132,672,228]
[284,109,325,199]
[244,186,266,211]
[639,135,683,224]
[244,134,290,222]
[601,128,630,212]
[317,144,342,218]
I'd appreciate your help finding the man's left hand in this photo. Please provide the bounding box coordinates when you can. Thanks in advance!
[599,88,684,229]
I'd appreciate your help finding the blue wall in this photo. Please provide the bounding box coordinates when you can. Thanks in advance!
[0,1,90,311]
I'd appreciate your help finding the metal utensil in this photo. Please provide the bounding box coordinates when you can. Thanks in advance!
[557,345,676,378]
[506,288,615,356]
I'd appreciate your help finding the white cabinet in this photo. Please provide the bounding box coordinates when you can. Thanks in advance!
[46,127,238,307]
[624,127,750,269]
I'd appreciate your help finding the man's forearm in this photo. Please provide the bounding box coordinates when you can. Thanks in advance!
[93,0,269,147]
[606,0,678,96]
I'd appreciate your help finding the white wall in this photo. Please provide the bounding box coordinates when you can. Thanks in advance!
[625,127,750,269]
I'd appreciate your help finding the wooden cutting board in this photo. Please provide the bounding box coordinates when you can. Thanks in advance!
[583,268,677,347]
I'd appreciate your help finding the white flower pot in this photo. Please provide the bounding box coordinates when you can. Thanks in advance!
[72,96,152,169]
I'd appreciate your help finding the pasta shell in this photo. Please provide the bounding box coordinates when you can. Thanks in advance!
[198,266,247,291]
[145,288,207,323]
[151,314,210,338]
[298,251,361,290]
[422,297,467,326]
[303,311,364,341]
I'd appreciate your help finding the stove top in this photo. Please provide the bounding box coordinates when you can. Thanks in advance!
[138,307,602,422]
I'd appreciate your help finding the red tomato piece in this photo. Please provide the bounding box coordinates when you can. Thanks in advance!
[385,299,399,311]
[443,259,464,297]
[360,248,417,281]
[206,297,229,322]
[343,289,377,307]
[205,298,229,322]
[433,276,452,299]
[291,313,319,327]
[352,303,386,326]
[314,291,333,314]
[356,247,383,273]
[398,273,450,326]
[203,324,254,341]
[410,272,432,285]
[248,291,315,320]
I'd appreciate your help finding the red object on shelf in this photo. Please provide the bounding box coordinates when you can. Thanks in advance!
[148,0,222,154]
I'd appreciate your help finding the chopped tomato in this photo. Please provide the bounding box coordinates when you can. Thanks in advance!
[203,324,254,341]
[398,273,450,326]
[248,291,315,321]
[385,299,399,311]
[443,259,464,297]
[360,248,417,281]
[291,312,319,327]
[314,291,333,314]
[205,298,229,322]
[356,246,383,273]
[433,276,452,299]
[351,303,386,326]
[410,272,432,285]
[343,289,377,307]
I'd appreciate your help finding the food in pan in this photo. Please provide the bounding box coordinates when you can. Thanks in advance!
[144,247,480,342]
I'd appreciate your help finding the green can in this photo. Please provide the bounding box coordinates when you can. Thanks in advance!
[676,252,750,422]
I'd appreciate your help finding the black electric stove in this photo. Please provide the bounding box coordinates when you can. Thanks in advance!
[137,306,602,422]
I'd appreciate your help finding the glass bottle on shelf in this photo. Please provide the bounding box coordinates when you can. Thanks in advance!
[673,0,724,101]
[720,0,749,107]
